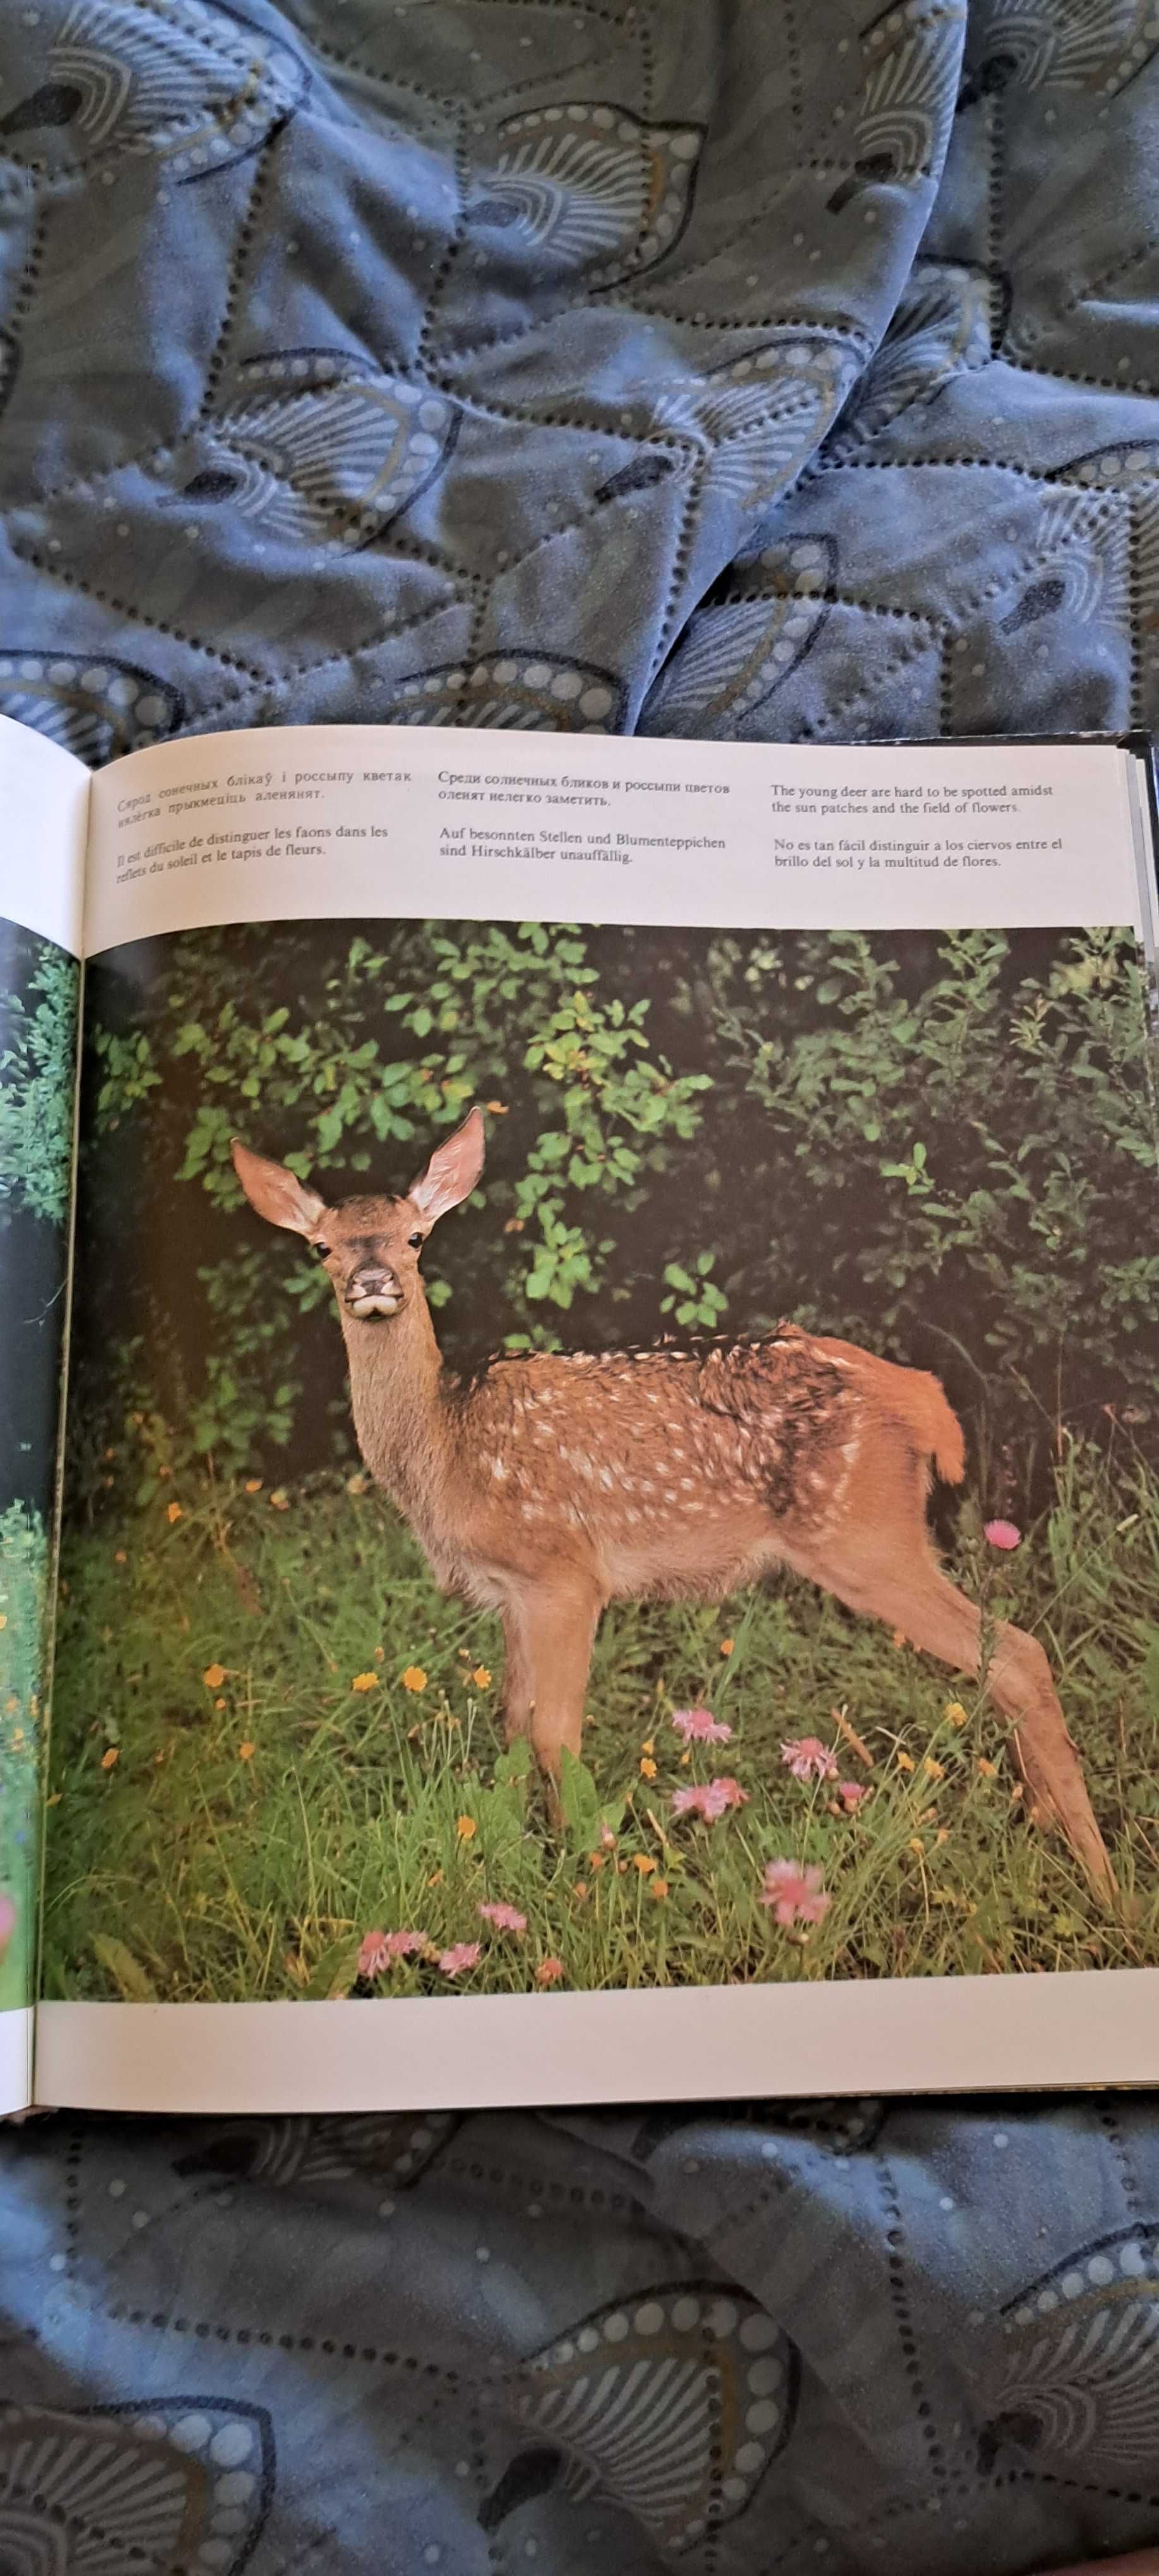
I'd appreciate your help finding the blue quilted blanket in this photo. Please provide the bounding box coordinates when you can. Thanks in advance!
[3,1,1159,2568]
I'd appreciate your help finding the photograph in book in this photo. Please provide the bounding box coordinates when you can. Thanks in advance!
[41,910,1159,2006]
[0,917,79,2013]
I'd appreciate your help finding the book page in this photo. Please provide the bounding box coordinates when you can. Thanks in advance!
[0,715,87,2111]
[38,724,1158,2111]
[82,724,1143,951]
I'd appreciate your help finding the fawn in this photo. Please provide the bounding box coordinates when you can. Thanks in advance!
[232,1107,1114,1895]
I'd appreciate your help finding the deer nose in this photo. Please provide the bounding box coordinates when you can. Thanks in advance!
[345,1266,402,1317]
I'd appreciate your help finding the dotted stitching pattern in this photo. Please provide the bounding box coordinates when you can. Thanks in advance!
[876,2152,947,2491]
[5,537,271,683]
[199,138,281,419]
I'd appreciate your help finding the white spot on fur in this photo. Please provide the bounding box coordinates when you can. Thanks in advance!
[680,1477,696,1491]
[490,1458,508,1482]
[664,1489,678,1503]
[625,1509,640,1525]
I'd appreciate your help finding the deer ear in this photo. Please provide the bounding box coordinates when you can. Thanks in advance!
[231,1139,327,1236]
[408,1107,486,1225]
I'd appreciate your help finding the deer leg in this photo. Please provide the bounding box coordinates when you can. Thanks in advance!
[520,1583,603,1787]
[793,1530,1116,1901]
[499,1600,535,1747]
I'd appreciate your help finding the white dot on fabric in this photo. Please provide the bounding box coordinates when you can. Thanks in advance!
[209,2425,253,2468]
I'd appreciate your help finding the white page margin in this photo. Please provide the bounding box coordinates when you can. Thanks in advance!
[0,714,88,957]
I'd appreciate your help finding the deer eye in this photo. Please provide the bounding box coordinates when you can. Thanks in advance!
[312,1240,331,1260]
[407,1230,424,1250]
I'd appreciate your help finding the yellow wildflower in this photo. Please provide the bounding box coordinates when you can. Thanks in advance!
[892,1628,908,1650]
[908,1835,925,1855]
[720,1638,734,1657]
[214,1697,227,1712]
[471,1666,492,1690]
[10,1729,23,1750]
[651,1879,670,1900]
[268,1488,289,1511]
[485,1100,509,1116]
[401,1666,428,1693]
[4,1696,17,1715]
[166,1502,183,1525]
[427,1868,444,1887]
[574,1880,590,1900]
[203,1662,226,1690]
[351,1671,378,1694]
[944,1701,969,1727]
[639,1755,657,1779]
[641,1736,655,1756]
[588,1851,607,1871]
[977,1758,997,1778]
[239,1740,255,1762]
[935,1828,949,1846]
[923,1756,945,1781]
[244,1478,263,1494]
[0,1616,7,1631]
[456,1815,477,1841]
[633,1854,656,1875]
[114,1549,128,1565]
[896,1751,916,1773]
[101,1746,119,1770]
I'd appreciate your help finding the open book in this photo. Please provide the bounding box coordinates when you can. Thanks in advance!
[1,711,1156,2117]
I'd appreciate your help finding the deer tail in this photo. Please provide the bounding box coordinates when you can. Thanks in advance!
[903,1370,966,1486]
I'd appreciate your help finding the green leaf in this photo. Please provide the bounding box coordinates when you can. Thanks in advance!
[557,1746,602,1849]
[92,1936,159,2003]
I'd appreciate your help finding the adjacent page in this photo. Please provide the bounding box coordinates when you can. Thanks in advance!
[0,715,87,2112]
[37,724,1159,2111]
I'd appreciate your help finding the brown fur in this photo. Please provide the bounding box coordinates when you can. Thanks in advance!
[231,1109,1115,1895]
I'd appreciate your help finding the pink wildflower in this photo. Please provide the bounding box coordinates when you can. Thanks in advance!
[780,1736,838,1783]
[438,1941,481,1977]
[478,1901,527,1933]
[838,1780,868,1813]
[670,1775,749,1822]
[535,1955,565,1987]
[358,1927,427,1977]
[758,1859,832,1926]
[984,1519,1021,1551]
[670,1707,733,1744]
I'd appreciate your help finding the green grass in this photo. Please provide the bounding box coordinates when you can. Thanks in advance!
[0,1505,50,2014]
[41,1448,1159,2003]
